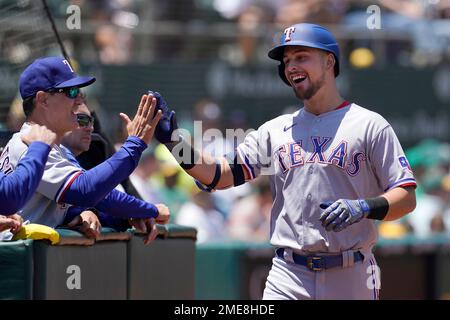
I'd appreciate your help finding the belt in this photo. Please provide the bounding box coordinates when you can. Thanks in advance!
[276,248,364,272]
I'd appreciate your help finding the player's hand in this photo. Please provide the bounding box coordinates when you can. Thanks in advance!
[0,214,23,233]
[119,94,162,145]
[155,203,170,225]
[148,91,179,144]
[128,217,159,245]
[21,124,57,146]
[67,210,102,239]
[319,199,370,232]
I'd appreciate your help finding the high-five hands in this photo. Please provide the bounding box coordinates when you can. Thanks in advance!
[119,94,162,145]
[148,91,178,144]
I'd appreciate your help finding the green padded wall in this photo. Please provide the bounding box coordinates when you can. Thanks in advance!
[0,240,34,299]
[33,229,127,300]
[127,224,197,300]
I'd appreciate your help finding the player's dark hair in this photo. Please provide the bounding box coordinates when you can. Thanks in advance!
[22,96,36,118]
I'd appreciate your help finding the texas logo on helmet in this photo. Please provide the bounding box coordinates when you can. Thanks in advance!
[284,27,296,42]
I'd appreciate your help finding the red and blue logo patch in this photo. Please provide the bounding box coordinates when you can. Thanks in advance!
[398,156,412,171]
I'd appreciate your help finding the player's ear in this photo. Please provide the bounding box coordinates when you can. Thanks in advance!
[35,91,48,108]
[326,53,335,71]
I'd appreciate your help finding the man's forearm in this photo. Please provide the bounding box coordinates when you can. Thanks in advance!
[0,142,50,214]
[95,189,159,219]
[186,154,233,189]
[381,186,416,221]
[165,140,233,190]
[61,136,147,205]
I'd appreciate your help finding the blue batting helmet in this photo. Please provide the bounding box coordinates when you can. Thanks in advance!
[268,23,340,86]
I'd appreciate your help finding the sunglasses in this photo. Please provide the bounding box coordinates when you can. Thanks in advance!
[76,113,95,128]
[47,87,80,99]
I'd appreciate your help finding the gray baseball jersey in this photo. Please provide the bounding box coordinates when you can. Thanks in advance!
[236,103,416,254]
[0,123,82,227]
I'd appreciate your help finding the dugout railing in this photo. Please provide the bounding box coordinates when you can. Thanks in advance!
[0,224,197,300]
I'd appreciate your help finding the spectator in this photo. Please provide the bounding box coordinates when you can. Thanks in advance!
[275,0,348,26]
[406,168,448,238]
[95,24,132,65]
[345,0,450,67]
[6,94,25,132]
[129,146,161,204]
[176,187,228,244]
[234,4,275,65]
[396,139,450,238]
[192,98,252,217]
[442,172,450,232]
[153,144,192,220]
[193,98,229,155]
[227,178,272,242]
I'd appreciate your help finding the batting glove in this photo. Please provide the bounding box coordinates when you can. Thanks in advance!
[319,199,370,232]
[148,91,178,144]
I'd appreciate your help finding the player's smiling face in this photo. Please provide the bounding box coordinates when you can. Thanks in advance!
[44,90,81,135]
[283,46,329,100]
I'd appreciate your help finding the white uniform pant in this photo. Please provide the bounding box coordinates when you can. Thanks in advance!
[263,252,380,300]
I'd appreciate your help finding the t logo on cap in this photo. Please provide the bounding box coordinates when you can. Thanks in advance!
[62,59,75,73]
[283,27,296,42]
[19,56,96,99]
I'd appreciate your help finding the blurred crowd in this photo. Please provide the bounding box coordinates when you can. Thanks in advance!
[2,0,450,67]
[67,0,450,68]
[379,139,450,239]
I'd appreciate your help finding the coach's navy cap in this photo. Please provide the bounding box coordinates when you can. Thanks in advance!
[19,56,96,99]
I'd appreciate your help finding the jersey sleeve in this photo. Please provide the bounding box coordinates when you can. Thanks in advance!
[60,136,147,206]
[369,125,417,192]
[39,148,82,203]
[235,124,274,181]
[94,188,159,219]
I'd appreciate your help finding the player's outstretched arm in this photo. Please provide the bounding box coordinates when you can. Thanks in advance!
[93,188,169,222]
[0,125,56,215]
[319,186,416,232]
[186,153,235,190]
[150,90,240,191]
[60,94,162,206]
[165,138,236,190]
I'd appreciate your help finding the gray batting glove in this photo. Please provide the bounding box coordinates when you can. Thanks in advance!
[319,199,370,232]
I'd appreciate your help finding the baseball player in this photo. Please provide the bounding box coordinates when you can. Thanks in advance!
[0,124,56,233]
[0,56,168,243]
[60,100,168,243]
[151,23,417,299]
